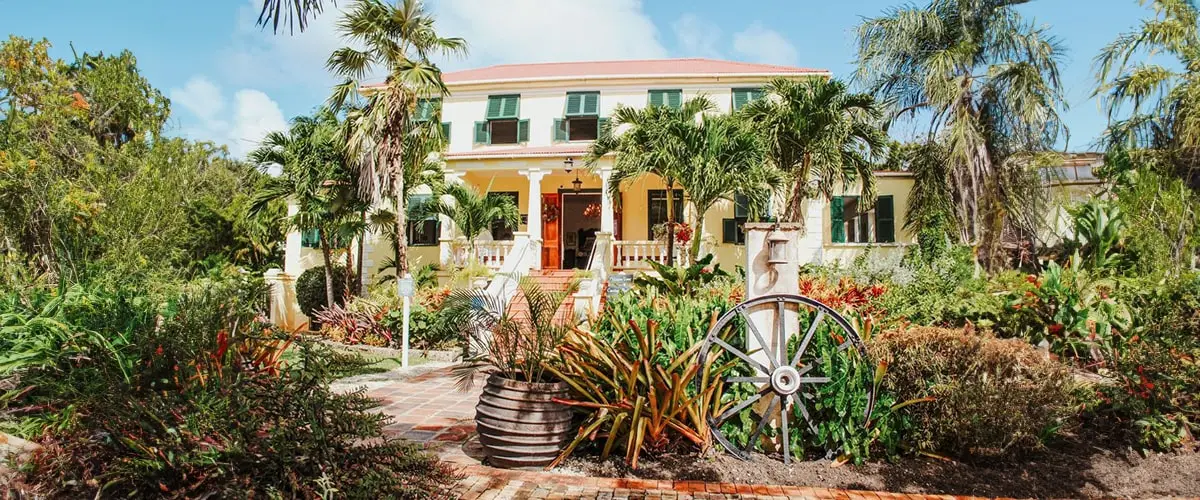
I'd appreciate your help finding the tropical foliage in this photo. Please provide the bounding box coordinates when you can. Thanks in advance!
[738,77,887,224]
[856,0,1067,269]
[419,183,519,261]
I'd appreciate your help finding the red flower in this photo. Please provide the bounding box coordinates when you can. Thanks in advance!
[155,345,164,356]
[215,330,229,359]
[1048,324,1065,336]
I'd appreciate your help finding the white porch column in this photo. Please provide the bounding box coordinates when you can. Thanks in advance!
[439,170,466,267]
[598,166,615,234]
[521,168,547,241]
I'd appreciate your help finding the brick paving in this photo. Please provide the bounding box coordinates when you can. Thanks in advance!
[365,366,988,500]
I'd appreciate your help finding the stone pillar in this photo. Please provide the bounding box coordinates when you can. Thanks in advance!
[744,223,804,372]
[264,268,300,331]
[439,170,466,267]
[283,201,303,275]
[598,166,615,234]
[521,168,547,242]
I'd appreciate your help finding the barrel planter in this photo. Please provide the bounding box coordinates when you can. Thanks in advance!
[474,373,572,469]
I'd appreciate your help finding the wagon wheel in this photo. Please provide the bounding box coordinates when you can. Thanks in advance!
[698,294,875,464]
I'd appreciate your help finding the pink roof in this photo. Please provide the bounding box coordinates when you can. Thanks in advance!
[364,58,828,88]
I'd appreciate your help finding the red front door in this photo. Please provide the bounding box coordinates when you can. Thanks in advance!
[541,193,561,269]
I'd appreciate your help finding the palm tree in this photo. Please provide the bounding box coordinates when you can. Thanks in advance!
[249,111,356,308]
[1095,0,1200,186]
[326,0,465,279]
[738,77,887,226]
[257,0,328,34]
[587,96,717,265]
[675,114,779,260]
[855,0,1067,269]
[420,183,519,265]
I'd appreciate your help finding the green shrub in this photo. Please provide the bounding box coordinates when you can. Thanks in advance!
[870,327,1077,458]
[594,286,738,363]
[296,265,346,318]
[2,278,457,498]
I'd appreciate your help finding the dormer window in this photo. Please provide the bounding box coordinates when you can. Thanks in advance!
[474,94,529,145]
[554,91,608,142]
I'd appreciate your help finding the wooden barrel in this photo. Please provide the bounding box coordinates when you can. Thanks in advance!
[475,374,572,469]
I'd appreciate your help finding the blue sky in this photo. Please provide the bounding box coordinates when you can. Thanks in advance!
[3,0,1151,156]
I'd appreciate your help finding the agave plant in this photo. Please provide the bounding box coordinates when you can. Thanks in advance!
[544,317,736,469]
[1068,199,1124,271]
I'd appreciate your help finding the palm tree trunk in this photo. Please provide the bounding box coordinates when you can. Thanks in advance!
[318,232,336,310]
[344,241,356,299]
[690,205,705,262]
[356,209,366,295]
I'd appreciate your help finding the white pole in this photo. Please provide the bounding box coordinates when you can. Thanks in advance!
[401,276,411,368]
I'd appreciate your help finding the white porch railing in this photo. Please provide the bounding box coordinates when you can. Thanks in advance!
[452,240,515,270]
[612,240,685,271]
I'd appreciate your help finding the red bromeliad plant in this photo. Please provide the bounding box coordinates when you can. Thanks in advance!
[544,318,735,469]
[798,276,887,317]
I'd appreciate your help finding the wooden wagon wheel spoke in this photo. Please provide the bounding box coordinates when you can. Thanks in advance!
[744,394,780,454]
[713,386,769,424]
[775,299,788,367]
[791,310,824,367]
[791,392,819,435]
[709,335,770,375]
[780,393,792,464]
[741,311,778,371]
[725,376,770,384]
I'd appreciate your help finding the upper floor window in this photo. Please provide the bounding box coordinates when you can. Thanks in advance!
[722,193,754,245]
[731,88,764,111]
[475,95,528,145]
[831,195,895,244]
[554,91,607,142]
[415,98,440,122]
[648,89,682,109]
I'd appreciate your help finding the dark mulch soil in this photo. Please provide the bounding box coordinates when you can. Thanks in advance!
[559,433,1200,499]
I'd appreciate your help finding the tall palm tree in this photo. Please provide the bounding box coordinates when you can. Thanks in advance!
[249,111,356,308]
[587,96,717,265]
[420,183,519,263]
[1095,0,1200,187]
[327,0,466,278]
[855,0,1067,269]
[675,114,779,260]
[738,77,887,226]
[257,0,328,34]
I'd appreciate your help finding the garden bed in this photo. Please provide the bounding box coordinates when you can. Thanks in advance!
[559,434,1200,499]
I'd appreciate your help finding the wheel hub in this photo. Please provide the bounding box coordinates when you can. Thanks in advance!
[769,366,801,395]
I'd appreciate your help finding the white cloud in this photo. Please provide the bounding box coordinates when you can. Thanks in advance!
[170,76,288,159]
[431,0,668,69]
[732,23,798,66]
[672,13,722,58]
[220,1,350,92]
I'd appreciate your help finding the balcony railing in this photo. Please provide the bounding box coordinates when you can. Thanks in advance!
[452,240,515,270]
[611,240,683,271]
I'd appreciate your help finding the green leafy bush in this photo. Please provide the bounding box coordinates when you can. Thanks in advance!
[2,278,456,498]
[870,327,1077,458]
[633,254,732,297]
[296,265,347,318]
[594,286,738,363]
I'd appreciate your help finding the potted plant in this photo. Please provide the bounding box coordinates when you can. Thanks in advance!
[445,277,579,469]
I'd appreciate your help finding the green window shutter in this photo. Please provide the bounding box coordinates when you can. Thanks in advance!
[582,92,600,115]
[666,90,682,109]
[440,122,451,142]
[734,193,750,219]
[732,88,762,111]
[597,117,610,137]
[301,229,320,248]
[517,119,530,142]
[876,195,895,243]
[415,98,439,122]
[486,95,520,120]
[473,121,489,145]
[648,90,664,107]
[722,218,738,244]
[553,118,568,142]
[830,197,845,243]
[564,93,584,116]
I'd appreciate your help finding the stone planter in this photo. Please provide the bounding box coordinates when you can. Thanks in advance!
[474,373,572,469]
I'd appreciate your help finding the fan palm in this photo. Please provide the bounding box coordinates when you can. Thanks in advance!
[1095,0,1200,186]
[419,183,519,265]
[675,114,779,260]
[587,96,717,265]
[327,0,465,278]
[738,77,886,226]
[855,0,1067,270]
[249,111,357,308]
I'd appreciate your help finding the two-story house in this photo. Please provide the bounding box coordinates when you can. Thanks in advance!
[270,58,918,329]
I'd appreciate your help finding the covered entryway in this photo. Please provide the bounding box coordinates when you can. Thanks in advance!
[558,189,602,269]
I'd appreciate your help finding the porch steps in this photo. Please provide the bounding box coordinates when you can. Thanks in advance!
[503,270,579,325]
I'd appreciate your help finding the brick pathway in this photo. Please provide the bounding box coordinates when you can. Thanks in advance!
[365,367,984,500]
